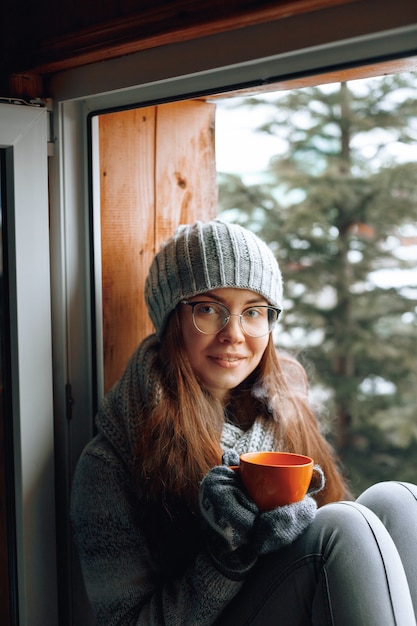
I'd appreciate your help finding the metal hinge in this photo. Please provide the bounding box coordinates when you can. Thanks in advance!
[0,96,45,107]
[45,98,55,157]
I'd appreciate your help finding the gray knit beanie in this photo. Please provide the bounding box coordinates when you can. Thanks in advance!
[145,220,283,338]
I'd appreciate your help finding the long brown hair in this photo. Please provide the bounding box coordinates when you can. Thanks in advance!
[134,309,351,512]
[134,310,224,512]
[252,341,352,505]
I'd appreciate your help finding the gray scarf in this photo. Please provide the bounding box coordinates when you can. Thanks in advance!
[96,334,162,470]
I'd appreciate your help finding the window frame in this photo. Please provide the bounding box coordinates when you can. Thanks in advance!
[48,8,417,624]
[0,104,57,625]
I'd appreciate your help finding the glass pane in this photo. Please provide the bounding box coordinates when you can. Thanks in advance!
[216,71,417,495]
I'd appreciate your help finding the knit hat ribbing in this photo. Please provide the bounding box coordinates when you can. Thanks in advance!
[145,220,283,338]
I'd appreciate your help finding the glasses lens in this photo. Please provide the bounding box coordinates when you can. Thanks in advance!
[192,302,229,334]
[241,306,279,337]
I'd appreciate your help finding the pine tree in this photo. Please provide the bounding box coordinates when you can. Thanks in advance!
[218,74,417,493]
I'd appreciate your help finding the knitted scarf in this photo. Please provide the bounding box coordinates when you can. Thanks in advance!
[96,334,162,471]
[96,334,285,578]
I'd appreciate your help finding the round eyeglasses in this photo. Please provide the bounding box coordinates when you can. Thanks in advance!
[180,300,281,338]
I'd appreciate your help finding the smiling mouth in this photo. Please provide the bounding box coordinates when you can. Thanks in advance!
[211,355,244,363]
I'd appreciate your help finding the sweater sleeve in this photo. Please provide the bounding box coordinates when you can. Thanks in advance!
[71,435,242,625]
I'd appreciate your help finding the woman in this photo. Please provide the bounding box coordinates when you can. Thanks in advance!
[71,220,417,625]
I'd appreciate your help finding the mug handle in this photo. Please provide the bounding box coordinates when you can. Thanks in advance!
[307,464,326,495]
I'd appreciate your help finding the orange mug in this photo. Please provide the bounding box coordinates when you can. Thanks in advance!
[234,451,314,511]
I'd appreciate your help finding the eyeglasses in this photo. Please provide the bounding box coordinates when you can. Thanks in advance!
[180,300,281,338]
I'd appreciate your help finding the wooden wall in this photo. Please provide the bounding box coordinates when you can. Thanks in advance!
[99,100,217,391]
[1,0,355,97]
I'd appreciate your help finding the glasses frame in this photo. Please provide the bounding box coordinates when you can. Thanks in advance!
[180,300,281,337]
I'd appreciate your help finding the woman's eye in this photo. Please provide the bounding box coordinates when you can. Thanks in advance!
[197,304,219,315]
[244,308,261,319]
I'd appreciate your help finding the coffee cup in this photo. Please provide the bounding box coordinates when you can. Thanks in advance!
[233,451,314,511]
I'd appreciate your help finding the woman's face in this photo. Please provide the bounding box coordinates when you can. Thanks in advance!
[179,288,270,403]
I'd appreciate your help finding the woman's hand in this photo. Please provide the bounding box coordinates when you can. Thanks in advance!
[253,496,317,555]
[199,465,259,580]
[199,457,324,580]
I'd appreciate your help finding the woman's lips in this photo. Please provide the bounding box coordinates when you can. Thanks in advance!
[209,354,246,367]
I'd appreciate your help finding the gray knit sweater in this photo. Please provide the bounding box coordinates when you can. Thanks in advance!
[71,336,306,625]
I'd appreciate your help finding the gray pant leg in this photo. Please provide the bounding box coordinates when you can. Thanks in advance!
[357,481,417,620]
[215,500,415,625]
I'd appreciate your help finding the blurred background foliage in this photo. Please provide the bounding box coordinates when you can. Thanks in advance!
[216,72,417,496]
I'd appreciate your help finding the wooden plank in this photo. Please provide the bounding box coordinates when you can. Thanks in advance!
[8,0,359,74]
[99,107,156,392]
[209,56,417,99]
[155,100,217,247]
[99,99,217,392]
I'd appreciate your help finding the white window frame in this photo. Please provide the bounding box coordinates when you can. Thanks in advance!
[0,104,57,624]
[46,3,417,623]
[50,4,417,468]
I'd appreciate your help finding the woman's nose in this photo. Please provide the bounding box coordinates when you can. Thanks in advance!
[218,314,245,341]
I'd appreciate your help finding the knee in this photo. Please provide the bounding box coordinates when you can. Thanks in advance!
[357,481,417,510]
[358,481,417,514]
[309,500,411,570]
[313,501,387,547]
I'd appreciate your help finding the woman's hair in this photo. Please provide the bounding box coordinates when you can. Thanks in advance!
[135,310,225,512]
[251,341,352,505]
[135,309,351,512]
